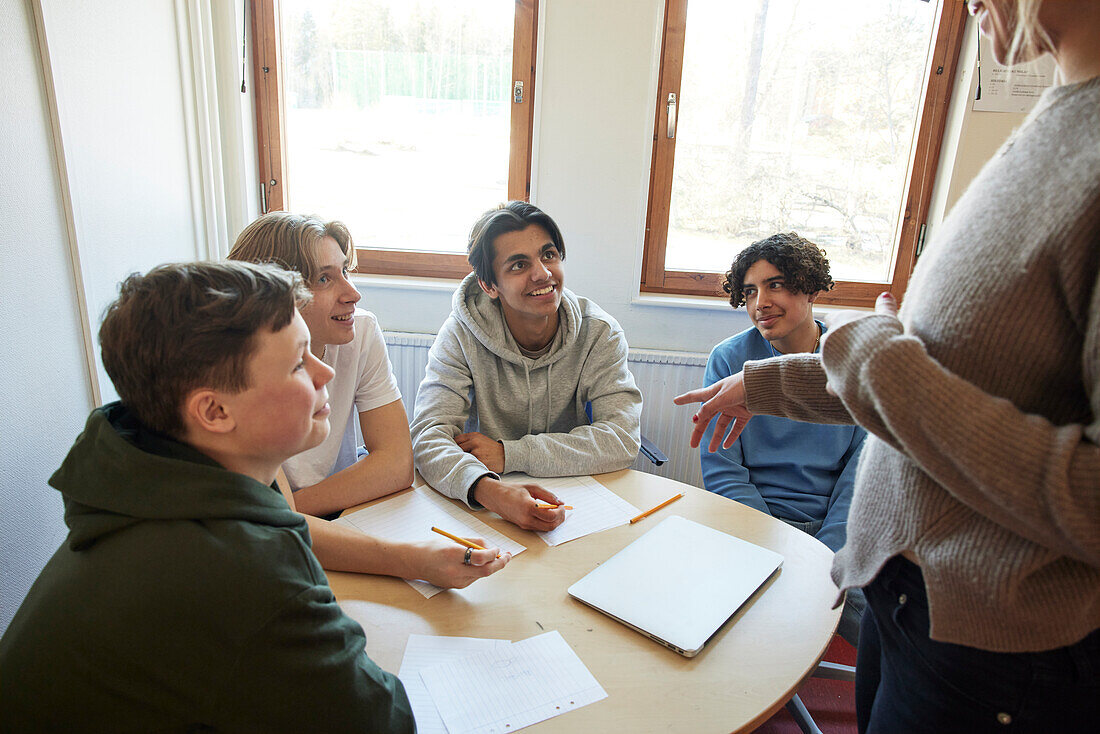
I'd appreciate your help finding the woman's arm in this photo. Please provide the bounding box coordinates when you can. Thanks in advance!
[679,284,1100,565]
[292,398,414,517]
[820,307,1100,567]
[699,350,770,513]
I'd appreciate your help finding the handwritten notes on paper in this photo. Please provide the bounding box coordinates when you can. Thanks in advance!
[502,472,640,546]
[334,486,526,598]
[409,631,607,734]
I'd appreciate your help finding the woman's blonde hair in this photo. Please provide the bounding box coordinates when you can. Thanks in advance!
[1004,0,1053,68]
[228,211,356,285]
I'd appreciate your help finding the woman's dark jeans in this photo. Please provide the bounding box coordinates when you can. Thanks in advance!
[857,555,1100,734]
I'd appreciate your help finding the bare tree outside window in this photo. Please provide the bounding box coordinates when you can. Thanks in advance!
[665,0,938,283]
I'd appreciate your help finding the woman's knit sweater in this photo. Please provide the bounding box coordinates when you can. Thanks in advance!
[743,75,1100,653]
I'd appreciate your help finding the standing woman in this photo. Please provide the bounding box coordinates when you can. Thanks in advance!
[677,1,1100,731]
[230,212,509,588]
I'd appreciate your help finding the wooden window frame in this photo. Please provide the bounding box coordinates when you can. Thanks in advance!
[250,0,538,280]
[641,0,969,307]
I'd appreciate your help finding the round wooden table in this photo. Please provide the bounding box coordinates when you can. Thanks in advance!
[330,469,841,734]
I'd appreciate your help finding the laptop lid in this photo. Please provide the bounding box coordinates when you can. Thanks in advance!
[567,515,783,657]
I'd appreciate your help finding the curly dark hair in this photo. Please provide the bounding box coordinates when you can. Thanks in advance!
[722,232,834,308]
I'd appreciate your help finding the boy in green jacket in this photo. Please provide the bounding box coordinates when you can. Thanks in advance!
[0,262,413,732]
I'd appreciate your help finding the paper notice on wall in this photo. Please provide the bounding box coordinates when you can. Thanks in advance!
[973,35,1056,113]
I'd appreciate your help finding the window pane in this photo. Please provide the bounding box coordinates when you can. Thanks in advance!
[666,0,937,282]
[281,0,515,254]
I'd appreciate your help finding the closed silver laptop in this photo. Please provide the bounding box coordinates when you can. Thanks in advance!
[567,515,784,657]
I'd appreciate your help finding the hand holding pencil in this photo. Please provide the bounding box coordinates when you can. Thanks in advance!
[422,527,511,588]
[470,476,568,532]
[431,526,501,558]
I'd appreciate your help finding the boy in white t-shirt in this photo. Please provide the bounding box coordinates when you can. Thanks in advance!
[280,308,403,511]
[231,213,510,588]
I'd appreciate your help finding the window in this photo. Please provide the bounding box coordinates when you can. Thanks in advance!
[250,0,537,279]
[641,0,968,306]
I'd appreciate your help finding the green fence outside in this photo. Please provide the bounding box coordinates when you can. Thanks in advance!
[331,49,510,108]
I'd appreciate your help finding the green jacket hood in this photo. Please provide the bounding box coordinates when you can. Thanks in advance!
[50,403,306,551]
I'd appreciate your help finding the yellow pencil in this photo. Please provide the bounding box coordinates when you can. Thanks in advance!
[431,526,486,550]
[431,526,501,558]
[535,502,574,510]
[629,493,683,524]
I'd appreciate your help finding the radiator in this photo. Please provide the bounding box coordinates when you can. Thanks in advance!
[384,332,709,488]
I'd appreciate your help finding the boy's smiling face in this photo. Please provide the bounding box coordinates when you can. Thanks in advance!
[478,224,564,347]
[742,258,817,346]
[300,235,360,355]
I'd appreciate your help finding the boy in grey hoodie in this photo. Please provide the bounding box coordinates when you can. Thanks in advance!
[411,202,642,531]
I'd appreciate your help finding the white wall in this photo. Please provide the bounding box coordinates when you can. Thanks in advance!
[0,0,227,634]
[41,0,216,399]
[0,0,90,633]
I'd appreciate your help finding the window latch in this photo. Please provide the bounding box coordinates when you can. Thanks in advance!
[666,93,677,138]
[513,80,524,104]
[915,223,928,259]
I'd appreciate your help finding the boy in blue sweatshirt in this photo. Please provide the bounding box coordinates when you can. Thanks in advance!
[0,262,413,732]
[701,232,866,643]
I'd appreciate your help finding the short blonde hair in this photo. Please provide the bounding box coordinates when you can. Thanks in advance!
[229,212,356,285]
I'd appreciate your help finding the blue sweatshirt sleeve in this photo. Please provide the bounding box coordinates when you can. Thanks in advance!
[700,343,771,515]
[815,427,866,553]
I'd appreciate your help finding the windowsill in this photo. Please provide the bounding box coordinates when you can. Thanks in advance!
[815,302,877,315]
[631,292,876,315]
[631,292,734,312]
[349,276,877,317]
[351,272,463,293]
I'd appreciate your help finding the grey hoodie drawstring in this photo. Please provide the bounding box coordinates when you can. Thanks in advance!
[545,363,552,432]
[524,363,533,435]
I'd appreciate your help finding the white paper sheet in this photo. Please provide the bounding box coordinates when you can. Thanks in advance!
[419,630,607,734]
[501,472,640,546]
[398,635,512,734]
[334,485,526,597]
